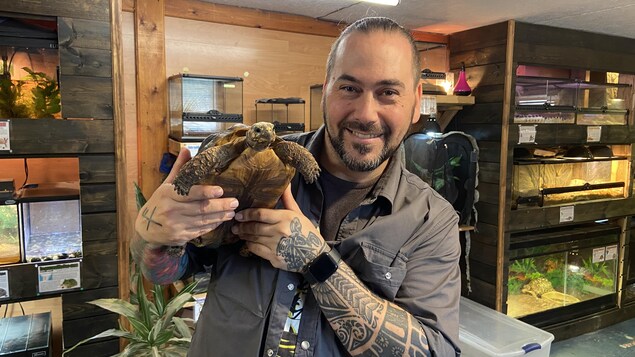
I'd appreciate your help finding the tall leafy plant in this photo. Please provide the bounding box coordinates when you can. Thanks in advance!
[63,183,196,356]
[23,67,60,118]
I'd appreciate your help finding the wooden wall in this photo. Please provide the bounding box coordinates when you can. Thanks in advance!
[448,21,510,309]
[0,0,120,355]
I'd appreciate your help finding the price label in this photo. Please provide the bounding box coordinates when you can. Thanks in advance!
[559,205,574,223]
[587,126,602,142]
[518,125,537,144]
[593,247,606,263]
[0,270,9,300]
[605,245,618,260]
[0,120,10,151]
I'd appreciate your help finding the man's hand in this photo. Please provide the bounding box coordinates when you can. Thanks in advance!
[134,147,239,248]
[232,185,328,272]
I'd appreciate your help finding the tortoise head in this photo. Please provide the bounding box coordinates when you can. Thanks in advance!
[246,122,276,151]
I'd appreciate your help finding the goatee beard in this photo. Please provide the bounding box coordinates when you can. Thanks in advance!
[326,120,392,172]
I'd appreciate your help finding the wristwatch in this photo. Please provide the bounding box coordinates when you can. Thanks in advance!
[303,249,341,285]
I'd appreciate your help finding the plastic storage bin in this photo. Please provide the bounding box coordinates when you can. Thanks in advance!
[459,297,554,356]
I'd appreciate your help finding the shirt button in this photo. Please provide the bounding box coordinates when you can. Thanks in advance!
[301,341,310,350]
[287,283,295,291]
[266,349,274,356]
[385,272,392,280]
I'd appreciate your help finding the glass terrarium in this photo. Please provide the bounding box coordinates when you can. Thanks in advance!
[507,222,619,318]
[309,84,323,131]
[0,202,20,265]
[168,74,243,140]
[576,81,630,125]
[514,76,577,124]
[512,145,630,209]
[0,15,60,120]
[255,97,305,134]
[19,183,82,262]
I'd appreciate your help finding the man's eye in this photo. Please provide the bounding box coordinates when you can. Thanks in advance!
[382,89,398,96]
[340,85,357,92]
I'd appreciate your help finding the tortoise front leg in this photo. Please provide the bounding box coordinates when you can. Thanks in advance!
[173,138,246,195]
[273,140,321,183]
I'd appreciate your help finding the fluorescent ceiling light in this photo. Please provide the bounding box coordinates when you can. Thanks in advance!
[359,0,400,6]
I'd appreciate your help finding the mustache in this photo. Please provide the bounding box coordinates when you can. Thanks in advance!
[341,120,384,134]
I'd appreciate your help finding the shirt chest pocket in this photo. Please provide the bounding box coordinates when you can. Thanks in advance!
[345,241,408,301]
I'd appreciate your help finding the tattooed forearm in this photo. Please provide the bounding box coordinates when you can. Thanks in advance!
[276,217,326,271]
[131,232,187,284]
[313,263,431,357]
[142,206,163,230]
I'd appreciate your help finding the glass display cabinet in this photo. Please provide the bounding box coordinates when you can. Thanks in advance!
[168,74,244,140]
[512,145,630,209]
[255,97,305,134]
[514,75,631,125]
[507,221,619,318]
[19,183,82,263]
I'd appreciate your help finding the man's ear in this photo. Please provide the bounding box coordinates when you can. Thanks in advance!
[412,80,423,124]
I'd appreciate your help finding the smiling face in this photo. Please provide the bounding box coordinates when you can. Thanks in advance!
[321,30,422,181]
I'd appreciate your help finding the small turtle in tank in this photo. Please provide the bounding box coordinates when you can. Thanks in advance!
[172,122,320,253]
[521,277,555,299]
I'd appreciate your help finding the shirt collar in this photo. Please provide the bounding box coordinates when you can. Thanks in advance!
[307,125,403,213]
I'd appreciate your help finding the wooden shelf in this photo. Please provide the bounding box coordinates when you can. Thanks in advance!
[410,95,475,135]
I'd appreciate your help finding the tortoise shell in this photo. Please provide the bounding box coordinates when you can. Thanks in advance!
[173,122,320,249]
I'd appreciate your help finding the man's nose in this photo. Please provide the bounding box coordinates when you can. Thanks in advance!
[353,93,380,122]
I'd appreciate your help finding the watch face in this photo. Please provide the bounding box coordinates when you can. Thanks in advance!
[306,250,340,284]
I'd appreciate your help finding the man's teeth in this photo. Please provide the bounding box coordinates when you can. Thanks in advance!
[349,130,379,139]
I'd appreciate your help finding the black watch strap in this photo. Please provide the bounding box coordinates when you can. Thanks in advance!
[303,249,341,285]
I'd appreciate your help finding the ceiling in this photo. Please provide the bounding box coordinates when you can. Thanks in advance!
[199,0,635,39]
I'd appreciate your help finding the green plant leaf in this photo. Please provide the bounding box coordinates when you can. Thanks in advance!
[135,182,148,209]
[152,284,166,316]
[172,316,192,339]
[127,315,151,339]
[89,298,138,319]
[62,329,134,356]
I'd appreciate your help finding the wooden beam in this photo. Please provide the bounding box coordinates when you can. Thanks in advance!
[111,0,132,340]
[134,0,168,197]
[411,30,448,45]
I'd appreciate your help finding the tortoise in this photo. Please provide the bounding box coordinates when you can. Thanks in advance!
[172,122,320,253]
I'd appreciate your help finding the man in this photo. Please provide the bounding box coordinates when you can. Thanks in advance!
[133,17,461,356]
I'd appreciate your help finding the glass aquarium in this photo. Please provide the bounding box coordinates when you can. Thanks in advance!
[576,80,630,125]
[512,145,630,209]
[0,203,20,265]
[0,15,60,119]
[507,222,619,318]
[255,97,305,134]
[168,74,243,140]
[19,183,82,262]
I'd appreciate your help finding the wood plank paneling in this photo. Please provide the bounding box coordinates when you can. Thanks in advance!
[0,119,114,155]
[450,45,507,69]
[60,47,113,78]
[81,183,117,213]
[472,222,499,246]
[463,277,497,308]
[58,18,112,50]
[508,198,635,232]
[63,313,119,347]
[477,182,501,205]
[84,239,118,256]
[449,22,508,53]
[63,338,120,357]
[1,0,110,21]
[62,287,119,320]
[82,212,117,242]
[61,76,114,119]
[478,162,501,184]
[79,154,116,183]
[476,201,500,226]
[80,255,118,289]
[508,124,634,145]
[477,141,504,163]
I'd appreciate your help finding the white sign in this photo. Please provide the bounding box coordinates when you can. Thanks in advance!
[593,247,606,263]
[37,262,81,293]
[518,125,537,144]
[0,270,9,299]
[0,120,10,151]
[420,95,437,115]
[559,205,574,223]
[605,245,618,260]
[587,126,602,142]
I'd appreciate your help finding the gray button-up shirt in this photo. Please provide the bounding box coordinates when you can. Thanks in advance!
[188,126,461,356]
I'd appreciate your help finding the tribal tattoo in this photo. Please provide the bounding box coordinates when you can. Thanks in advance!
[276,217,325,271]
[313,263,431,357]
[141,206,163,230]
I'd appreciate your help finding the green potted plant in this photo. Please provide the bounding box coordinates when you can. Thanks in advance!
[64,183,197,356]
[22,67,61,118]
